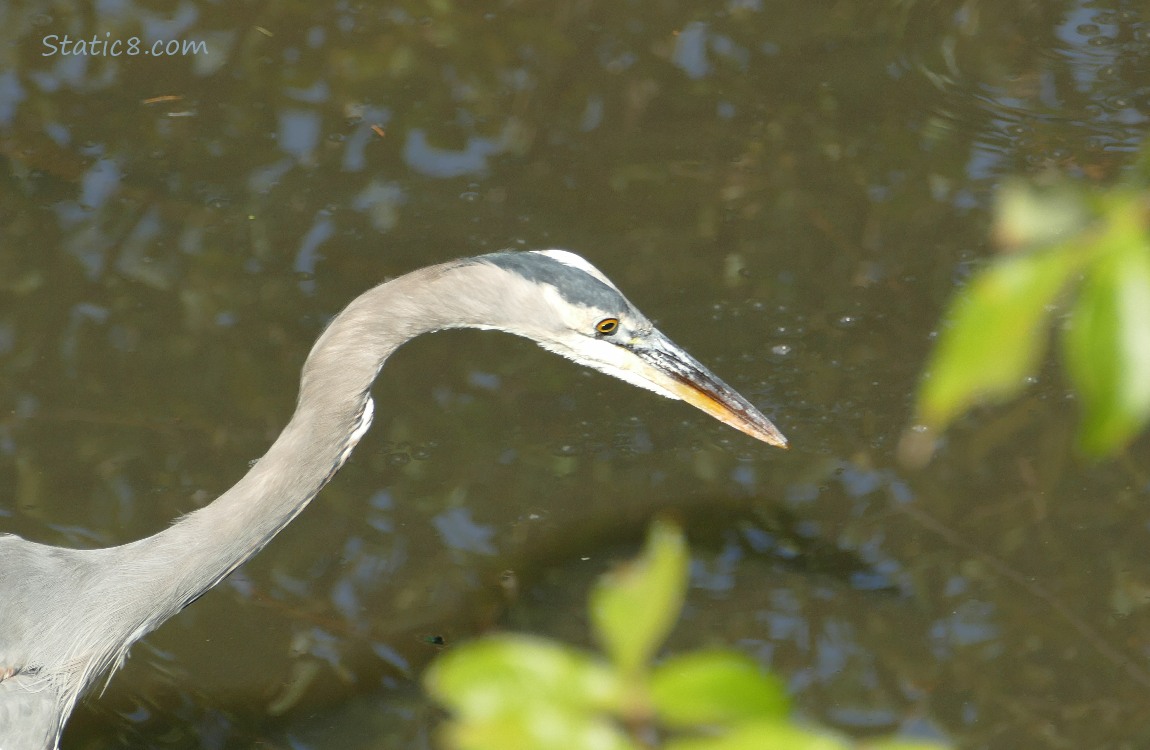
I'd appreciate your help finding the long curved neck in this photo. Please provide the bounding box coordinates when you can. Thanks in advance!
[26,258,535,733]
[114,260,480,628]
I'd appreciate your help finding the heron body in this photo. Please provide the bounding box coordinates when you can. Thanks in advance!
[0,250,785,748]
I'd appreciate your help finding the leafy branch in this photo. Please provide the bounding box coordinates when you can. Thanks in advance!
[425,521,948,750]
[913,177,1150,457]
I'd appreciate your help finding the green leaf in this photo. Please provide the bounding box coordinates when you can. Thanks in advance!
[424,635,623,718]
[590,520,689,675]
[665,722,849,750]
[917,246,1085,430]
[994,180,1091,251]
[651,650,789,727]
[1063,238,1150,455]
[441,709,641,750]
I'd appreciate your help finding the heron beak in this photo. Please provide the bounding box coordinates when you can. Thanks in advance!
[631,334,788,448]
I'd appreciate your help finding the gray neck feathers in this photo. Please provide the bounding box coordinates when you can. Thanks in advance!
[28,259,499,720]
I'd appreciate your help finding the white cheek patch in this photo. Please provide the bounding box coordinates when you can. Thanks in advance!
[535,338,681,401]
[537,283,599,331]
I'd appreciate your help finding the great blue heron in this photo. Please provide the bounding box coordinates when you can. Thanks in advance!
[0,250,786,748]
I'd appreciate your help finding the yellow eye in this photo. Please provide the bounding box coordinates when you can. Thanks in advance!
[595,317,619,335]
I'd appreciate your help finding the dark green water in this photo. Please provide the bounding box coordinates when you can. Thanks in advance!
[2,2,1149,748]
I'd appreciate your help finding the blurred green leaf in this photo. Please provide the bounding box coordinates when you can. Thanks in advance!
[425,520,954,750]
[994,179,1092,251]
[441,707,641,750]
[425,634,623,718]
[918,179,1150,457]
[665,722,849,750]
[1062,221,1150,455]
[590,520,689,675]
[917,245,1085,429]
[651,650,789,727]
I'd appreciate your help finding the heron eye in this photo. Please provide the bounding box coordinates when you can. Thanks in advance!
[595,317,620,335]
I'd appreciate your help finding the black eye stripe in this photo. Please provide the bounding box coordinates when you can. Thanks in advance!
[595,317,619,335]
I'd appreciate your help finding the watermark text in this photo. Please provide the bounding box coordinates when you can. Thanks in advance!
[42,34,207,57]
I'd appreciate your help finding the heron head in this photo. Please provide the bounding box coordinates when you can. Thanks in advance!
[468,250,787,448]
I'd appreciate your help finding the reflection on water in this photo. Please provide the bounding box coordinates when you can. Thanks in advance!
[895,2,1147,182]
[2,1,1150,748]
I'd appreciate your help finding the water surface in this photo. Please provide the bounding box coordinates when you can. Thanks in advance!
[2,2,1149,748]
